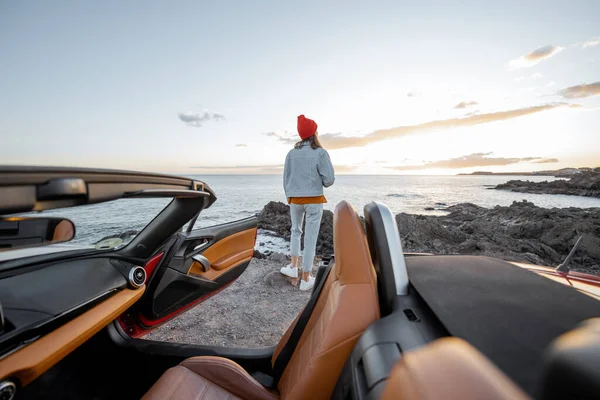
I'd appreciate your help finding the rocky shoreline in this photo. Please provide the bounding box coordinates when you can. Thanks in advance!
[258,200,600,275]
[146,199,599,346]
[493,169,600,198]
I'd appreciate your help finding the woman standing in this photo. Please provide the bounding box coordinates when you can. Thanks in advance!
[280,115,335,291]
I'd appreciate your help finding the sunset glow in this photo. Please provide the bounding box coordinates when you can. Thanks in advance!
[1,1,598,174]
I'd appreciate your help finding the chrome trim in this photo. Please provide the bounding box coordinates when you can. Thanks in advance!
[124,189,210,198]
[193,241,210,252]
[373,201,409,296]
[0,299,4,333]
[128,266,146,288]
[0,380,16,400]
[191,254,211,272]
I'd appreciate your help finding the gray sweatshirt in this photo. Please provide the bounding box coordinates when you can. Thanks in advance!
[283,142,335,198]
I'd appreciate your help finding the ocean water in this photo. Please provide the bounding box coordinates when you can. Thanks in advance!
[28,175,600,252]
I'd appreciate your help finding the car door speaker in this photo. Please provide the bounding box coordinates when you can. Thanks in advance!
[128,266,147,288]
[0,381,16,400]
[110,259,146,289]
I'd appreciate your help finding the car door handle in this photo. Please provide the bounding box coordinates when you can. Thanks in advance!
[192,238,211,252]
[191,254,211,272]
[0,299,4,333]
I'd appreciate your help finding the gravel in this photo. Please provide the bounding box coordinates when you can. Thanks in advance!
[144,254,312,348]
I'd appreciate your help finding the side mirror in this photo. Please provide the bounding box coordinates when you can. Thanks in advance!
[0,217,76,251]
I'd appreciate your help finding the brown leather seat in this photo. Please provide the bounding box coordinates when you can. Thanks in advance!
[143,201,380,400]
[380,337,530,400]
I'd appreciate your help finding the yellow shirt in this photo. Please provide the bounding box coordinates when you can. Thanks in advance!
[288,195,327,204]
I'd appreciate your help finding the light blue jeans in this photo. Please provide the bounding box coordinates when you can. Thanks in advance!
[290,203,324,273]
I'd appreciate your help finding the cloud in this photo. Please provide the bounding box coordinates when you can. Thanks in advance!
[581,37,600,48]
[234,144,247,147]
[532,158,559,164]
[262,103,579,151]
[546,81,556,87]
[514,76,525,82]
[387,153,559,170]
[508,45,564,69]
[454,101,478,109]
[314,103,574,150]
[407,92,419,97]
[178,111,225,127]
[531,72,543,80]
[263,131,296,144]
[557,82,600,99]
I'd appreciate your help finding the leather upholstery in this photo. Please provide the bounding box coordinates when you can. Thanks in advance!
[142,366,243,400]
[540,318,600,400]
[277,201,380,400]
[142,357,278,400]
[189,228,257,277]
[143,201,379,400]
[272,313,300,362]
[381,337,530,400]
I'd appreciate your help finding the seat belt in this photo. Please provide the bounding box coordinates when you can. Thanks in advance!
[253,258,334,389]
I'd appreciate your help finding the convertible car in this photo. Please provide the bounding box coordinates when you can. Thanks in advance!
[0,166,599,400]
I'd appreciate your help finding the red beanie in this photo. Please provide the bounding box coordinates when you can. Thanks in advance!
[297,115,318,140]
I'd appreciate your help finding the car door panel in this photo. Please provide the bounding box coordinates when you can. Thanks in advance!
[188,227,256,276]
[128,217,258,336]
[149,268,222,317]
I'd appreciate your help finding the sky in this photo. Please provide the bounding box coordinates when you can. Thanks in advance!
[1,1,599,175]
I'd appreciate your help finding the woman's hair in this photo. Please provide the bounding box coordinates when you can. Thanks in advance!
[294,134,323,150]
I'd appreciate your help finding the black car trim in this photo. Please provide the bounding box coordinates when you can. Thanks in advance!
[332,285,447,399]
[0,166,216,214]
[0,289,117,359]
[107,321,276,374]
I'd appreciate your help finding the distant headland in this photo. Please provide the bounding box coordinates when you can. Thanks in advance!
[470,167,600,198]
[458,167,599,178]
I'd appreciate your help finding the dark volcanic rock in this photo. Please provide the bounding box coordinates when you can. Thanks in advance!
[253,249,266,259]
[258,202,334,256]
[397,200,600,274]
[257,201,291,237]
[493,170,600,198]
[257,200,600,275]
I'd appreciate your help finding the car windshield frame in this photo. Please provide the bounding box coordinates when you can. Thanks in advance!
[0,166,217,265]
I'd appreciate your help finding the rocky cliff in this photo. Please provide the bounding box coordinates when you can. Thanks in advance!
[494,169,600,198]
[258,201,335,256]
[258,200,600,275]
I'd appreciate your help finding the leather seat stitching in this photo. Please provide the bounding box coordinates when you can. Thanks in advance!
[194,376,208,400]
[162,367,188,400]
[183,359,279,399]
[146,202,379,400]
[313,332,362,359]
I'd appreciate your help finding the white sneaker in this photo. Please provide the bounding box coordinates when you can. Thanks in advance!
[299,275,316,291]
[280,264,298,278]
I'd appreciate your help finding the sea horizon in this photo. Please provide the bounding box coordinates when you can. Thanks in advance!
[30,174,600,253]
